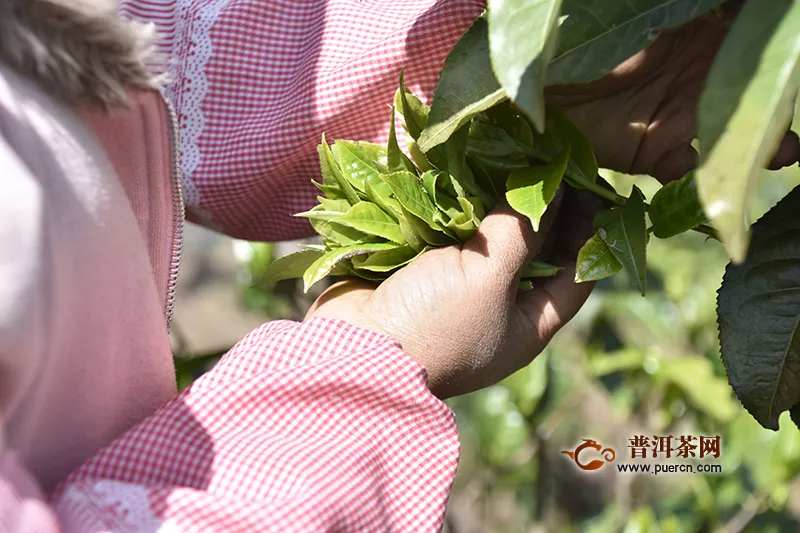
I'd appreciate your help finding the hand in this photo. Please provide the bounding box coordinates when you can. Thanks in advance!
[306,189,602,399]
[547,7,800,182]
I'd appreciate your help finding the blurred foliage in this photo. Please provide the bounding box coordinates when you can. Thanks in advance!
[174,167,800,531]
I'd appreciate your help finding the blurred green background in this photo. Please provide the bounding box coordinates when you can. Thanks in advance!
[171,165,800,533]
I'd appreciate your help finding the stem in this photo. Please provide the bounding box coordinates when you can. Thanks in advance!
[692,223,719,240]
[579,178,627,205]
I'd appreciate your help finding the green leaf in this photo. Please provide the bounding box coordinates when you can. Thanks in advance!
[532,105,597,187]
[547,0,726,85]
[467,122,534,158]
[402,206,456,246]
[649,172,708,238]
[395,72,430,141]
[593,185,647,294]
[380,171,446,230]
[312,180,345,201]
[487,0,563,131]
[319,136,360,205]
[505,148,569,231]
[717,185,800,430]
[418,18,507,153]
[352,245,420,273]
[388,107,417,173]
[574,234,622,283]
[256,250,323,286]
[522,260,563,278]
[333,141,390,195]
[365,180,403,220]
[696,0,800,262]
[398,214,427,252]
[336,202,405,244]
[482,102,534,150]
[303,243,398,292]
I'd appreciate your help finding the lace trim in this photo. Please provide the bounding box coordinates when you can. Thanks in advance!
[169,0,230,208]
[58,481,181,533]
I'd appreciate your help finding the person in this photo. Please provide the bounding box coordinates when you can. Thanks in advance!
[1,0,797,531]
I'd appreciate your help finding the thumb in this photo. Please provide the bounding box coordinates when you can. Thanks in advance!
[463,191,563,284]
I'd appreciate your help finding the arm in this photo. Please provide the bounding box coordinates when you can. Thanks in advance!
[119,0,485,242]
[52,319,459,532]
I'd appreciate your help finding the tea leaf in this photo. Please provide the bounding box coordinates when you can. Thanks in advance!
[468,122,534,158]
[402,206,456,245]
[547,0,726,85]
[649,172,708,238]
[256,250,323,286]
[388,107,417,173]
[522,260,563,278]
[399,214,427,252]
[593,186,647,294]
[487,0,563,131]
[365,180,403,220]
[337,202,405,244]
[696,0,800,262]
[718,185,800,429]
[505,148,569,231]
[532,106,597,187]
[483,101,534,149]
[303,243,399,292]
[353,245,420,273]
[395,72,430,140]
[574,234,623,283]
[319,136,360,204]
[381,171,447,230]
[418,18,507,153]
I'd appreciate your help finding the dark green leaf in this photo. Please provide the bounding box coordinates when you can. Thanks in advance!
[303,243,399,292]
[487,0,563,131]
[547,0,726,85]
[574,234,622,282]
[467,122,534,158]
[505,148,569,231]
[696,0,800,262]
[718,185,800,430]
[256,250,323,286]
[482,102,534,150]
[649,172,708,238]
[533,105,597,187]
[336,202,405,244]
[418,18,507,152]
[593,186,647,294]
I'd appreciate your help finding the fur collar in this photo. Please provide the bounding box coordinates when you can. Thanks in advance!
[0,0,159,107]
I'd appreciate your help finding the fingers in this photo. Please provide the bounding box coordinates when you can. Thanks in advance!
[652,143,698,183]
[517,265,595,342]
[463,193,562,285]
[769,130,800,170]
[517,187,605,337]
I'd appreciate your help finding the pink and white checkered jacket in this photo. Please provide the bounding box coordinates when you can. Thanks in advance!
[0,1,485,531]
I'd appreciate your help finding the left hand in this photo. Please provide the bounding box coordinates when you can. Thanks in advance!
[306,189,601,399]
[547,8,800,182]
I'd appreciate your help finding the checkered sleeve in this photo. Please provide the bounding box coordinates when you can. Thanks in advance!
[51,318,460,532]
[119,0,485,241]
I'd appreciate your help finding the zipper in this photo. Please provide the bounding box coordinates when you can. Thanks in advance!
[158,88,185,333]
